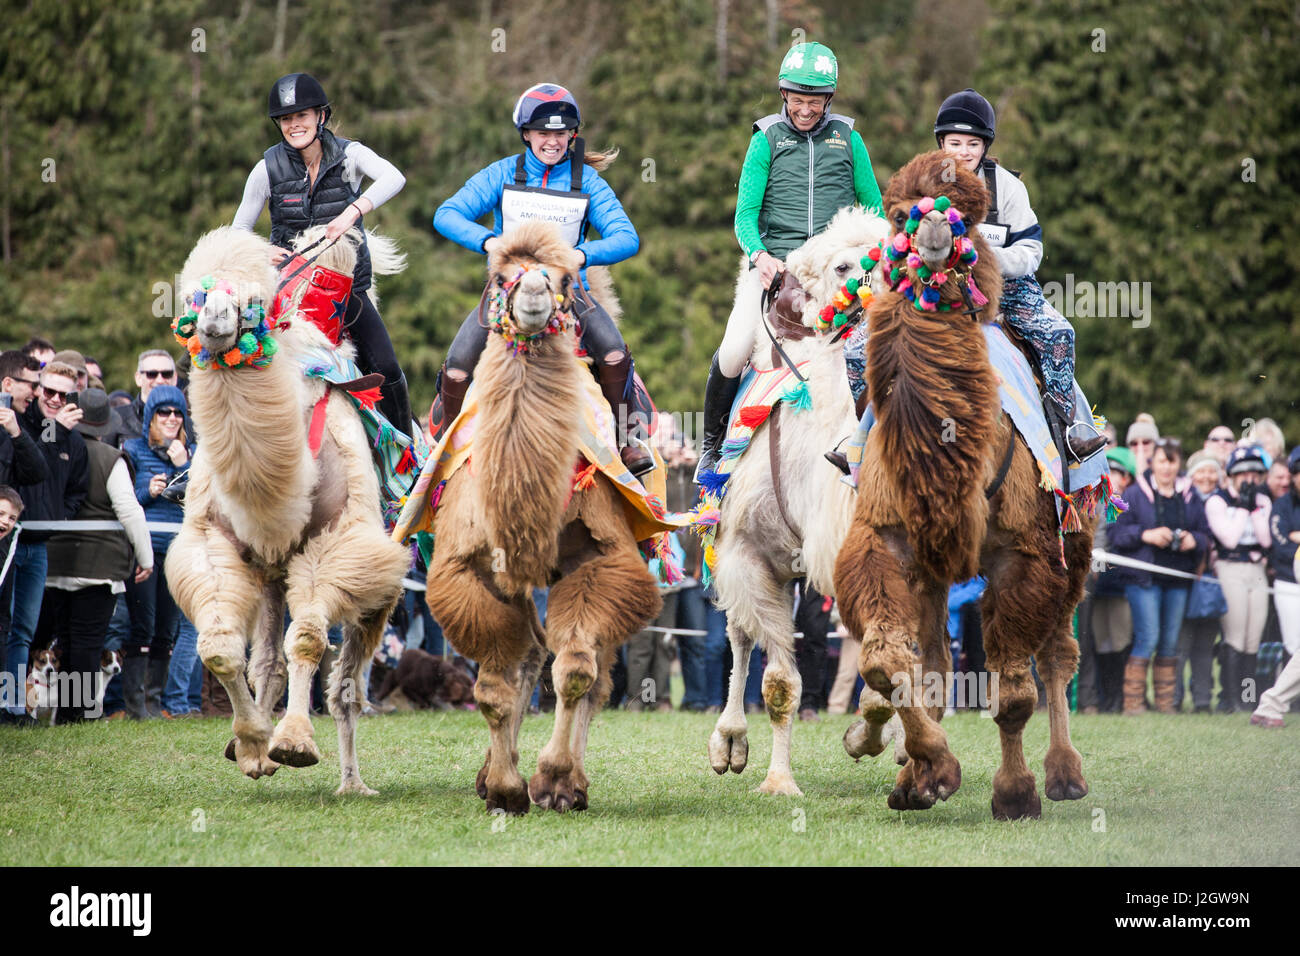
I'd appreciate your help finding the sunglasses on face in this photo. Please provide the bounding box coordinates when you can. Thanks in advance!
[141,369,175,380]
[40,386,72,402]
[155,408,184,419]
[18,377,39,388]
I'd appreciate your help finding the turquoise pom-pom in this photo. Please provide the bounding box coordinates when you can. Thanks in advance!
[904,218,918,235]
[260,336,278,358]
[934,196,951,211]
[845,277,859,294]
[237,332,258,354]
[200,275,215,291]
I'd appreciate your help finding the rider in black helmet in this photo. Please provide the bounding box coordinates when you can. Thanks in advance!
[935,88,1105,462]
[233,72,414,438]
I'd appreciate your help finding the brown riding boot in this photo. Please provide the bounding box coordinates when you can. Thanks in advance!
[1123,656,1150,715]
[596,353,654,476]
[431,369,471,443]
[1153,656,1178,713]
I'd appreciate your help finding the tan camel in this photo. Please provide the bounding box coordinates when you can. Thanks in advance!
[423,221,662,814]
[833,151,1094,820]
[166,226,410,794]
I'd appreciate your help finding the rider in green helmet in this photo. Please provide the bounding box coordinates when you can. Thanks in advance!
[696,42,884,480]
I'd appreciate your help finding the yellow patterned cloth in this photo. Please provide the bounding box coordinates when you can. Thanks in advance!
[390,372,688,547]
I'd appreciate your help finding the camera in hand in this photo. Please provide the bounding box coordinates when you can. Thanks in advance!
[0,393,11,410]
[1237,483,1258,509]
[1168,528,1184,551]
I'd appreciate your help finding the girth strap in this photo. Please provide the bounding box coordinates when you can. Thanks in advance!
[768,405,802,540]
[985,421,1016,500]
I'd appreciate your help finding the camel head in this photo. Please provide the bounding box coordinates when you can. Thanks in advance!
[879,149,1001,319]
[785,205,891,332]
[174,227,279,369]
[485,222,582,351]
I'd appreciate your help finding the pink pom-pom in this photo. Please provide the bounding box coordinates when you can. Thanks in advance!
[918,197,935,215]
[968,278,989,307]
[932,271,948,285]
[892,233,910,252]
[907,253,922,269]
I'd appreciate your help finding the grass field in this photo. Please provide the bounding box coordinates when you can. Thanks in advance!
[1,707,1296,866]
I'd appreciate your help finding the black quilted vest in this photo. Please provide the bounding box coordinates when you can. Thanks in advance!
[265,129,372,292]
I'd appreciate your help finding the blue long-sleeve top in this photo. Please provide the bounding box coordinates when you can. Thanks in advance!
[433,149,639,289]
[123,385,195,553]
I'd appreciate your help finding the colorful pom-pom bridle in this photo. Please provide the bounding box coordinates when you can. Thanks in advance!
[815,257,877,334]
[880,195,988,314]
[171,275,280,370]
[485,264,573,355]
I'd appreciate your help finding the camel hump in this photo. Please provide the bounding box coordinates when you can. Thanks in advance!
[584,265,622,325]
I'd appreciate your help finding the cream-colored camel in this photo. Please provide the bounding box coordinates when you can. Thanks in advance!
[424,222,662,814]
[166,226,410,795]
[706,206,904,797]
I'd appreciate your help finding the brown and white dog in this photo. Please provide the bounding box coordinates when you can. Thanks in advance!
[94,649,123,718]
[26,647,60,724]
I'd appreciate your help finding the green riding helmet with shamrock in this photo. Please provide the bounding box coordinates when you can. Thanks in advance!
[696,41,884,481]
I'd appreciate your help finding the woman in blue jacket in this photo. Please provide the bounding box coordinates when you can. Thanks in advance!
[1109,438,1211,713]
[431,83,652,475]
[122,385,195,719]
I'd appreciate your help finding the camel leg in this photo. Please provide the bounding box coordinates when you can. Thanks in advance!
[843,686,902,761]
[171,526,279,780]
[530,549,660,812]
[708,621,755,775]
[836,525,959,810]
[981,547,1065,820]
[247,583,287,720]
[757,629,803,796]
[329,607,390,795]
[267,609,327,768]
[428,555,534,814]
[476,610,546,802]
[1041,534,1090,802]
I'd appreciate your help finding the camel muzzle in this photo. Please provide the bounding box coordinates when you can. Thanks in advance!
[197,295,240,350]
[913,210,953,267]
[511,271,557,335]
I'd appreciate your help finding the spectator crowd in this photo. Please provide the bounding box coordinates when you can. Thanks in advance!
[3,333,1298,730]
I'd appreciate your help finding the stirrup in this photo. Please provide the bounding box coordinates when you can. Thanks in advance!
[621,436,655,477]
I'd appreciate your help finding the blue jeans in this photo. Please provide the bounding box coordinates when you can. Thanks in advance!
[744,646,764,707]
[676,584,712,710]
[163,613,199,714]
[5,541,47,714]
[1126,583,1189,659]
[703,601,729,707]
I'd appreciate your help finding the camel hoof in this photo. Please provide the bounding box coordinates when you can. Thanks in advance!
[236,750,280,780]
[529,769,588,813]
[268,737,322,768]
[756,773,803,797]
[1045,777,1089,802]
[486,780,531,816]
[708,725,748,775]
[843,719,885,759]
[992,774,1042,820]
[888,785,935,811]
[912,750,962,803]
[336,780,378,797]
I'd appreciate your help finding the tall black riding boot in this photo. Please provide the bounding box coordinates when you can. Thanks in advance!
[1238,652,1258,713]
[430,368,471,444]
[695,352,741,483]
[378,372,414,441]
[145,656,171,718]
[122,656,148,721]
[1217,644,1240,713]
[596,353,654,476]
[1047,396,1107,463]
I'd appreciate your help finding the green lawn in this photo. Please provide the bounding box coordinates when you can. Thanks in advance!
[1,708,1295,866]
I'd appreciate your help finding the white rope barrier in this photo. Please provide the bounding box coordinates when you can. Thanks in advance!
[1092,548,1277,595]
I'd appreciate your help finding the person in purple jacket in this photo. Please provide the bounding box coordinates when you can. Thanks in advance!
[1109,438,1211,714]
[430,83,653,475]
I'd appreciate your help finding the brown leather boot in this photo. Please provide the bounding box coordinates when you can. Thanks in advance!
[596,353,654,476]
[431,369,471,443]
[1153,656,1178,713]
[1123,656,1150,715]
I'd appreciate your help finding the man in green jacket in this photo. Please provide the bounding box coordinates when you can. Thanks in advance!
[697,42,884,478]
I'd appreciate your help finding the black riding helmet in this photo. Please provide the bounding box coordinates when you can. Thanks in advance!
[268,73,331,143]
[934,88,996,148]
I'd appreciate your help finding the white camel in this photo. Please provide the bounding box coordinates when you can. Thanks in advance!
[166,225,410,795]
[706,206,904,797]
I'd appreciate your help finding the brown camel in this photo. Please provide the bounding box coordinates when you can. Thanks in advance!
[833,150,1094,820]
[423,222,662,814]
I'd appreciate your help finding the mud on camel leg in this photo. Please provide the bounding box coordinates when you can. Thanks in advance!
[427,552,534,815]
[531,545,660,812]
[757,627,803,796]
[329,607,390,795]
